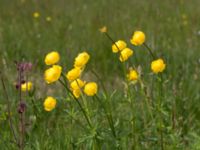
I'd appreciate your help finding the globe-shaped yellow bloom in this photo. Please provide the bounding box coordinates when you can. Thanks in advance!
[70,79,85,90]
[119,48,133,62]
[112,40,127,53]
[151,58,166,74]
[21,81,33,92]
[33,12,40,18]
[74,52,90,68]
[99,26,107,33]
[84,82,98,96]
[66,68,81,81]
[72,89,81,98]
[127,69,138,81]
[45,51,60,65]
[130,31,145,46]
[43,96,57,111]
[44,65,62,84]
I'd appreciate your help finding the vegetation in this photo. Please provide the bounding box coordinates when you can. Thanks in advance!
[0,0,200,149]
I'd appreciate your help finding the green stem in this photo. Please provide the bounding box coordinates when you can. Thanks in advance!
[58,79,92,128]
[143,43,156,59]
[158,74,164,150]
[139,79,154,120]
[91,69,108,97]
[94,95,117,138]
[0,73,18,145]
[59,75,100,149]
[127,84,136,149]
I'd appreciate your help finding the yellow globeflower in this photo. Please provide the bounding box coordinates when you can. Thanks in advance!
[99,26,107,33]
[70,79,85,90]
[84,82,98,96]
[119,48,133,62]
[66,68,81,81]
[21,81,33,92]
[151,58,166,74]
[44,51,60,65]
[44,65,62,84]
[72,89,81,98]
[43,96,57,111]
[127,69,138,81]
[46,16,52,22]
[74,52,90,68]
[112,40,127,53]
[33,12,40,18]
[130,31,145,46]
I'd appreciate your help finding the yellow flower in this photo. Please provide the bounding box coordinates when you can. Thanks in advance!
[44,65,62,83]
[112,40,127,53]
[43,96,57,111]
[70,79,85,90]
[84,82,98,96]
[151,58,166,74]
[21,81,33,92]
[130,31,145,46]
[127,69,138,81]
[46,16,52,22]
[66,68,81,81]
[74,52,90,68]
[99,26,107,33]
[44,51,60,65]
[72,89,81,98]
[119,48,133,62]
[33,12,40,18]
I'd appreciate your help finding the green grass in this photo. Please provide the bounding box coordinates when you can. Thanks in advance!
[0,0,200,149]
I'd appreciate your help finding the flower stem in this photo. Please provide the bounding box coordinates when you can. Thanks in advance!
[58,78,92,128]
[158,74,164,150]
[18,69,25,150]
[0,72,18,145]
[94,95,117,138]
[143,43,156,59]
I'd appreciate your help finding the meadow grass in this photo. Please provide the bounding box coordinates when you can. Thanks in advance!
[0,0,200,149]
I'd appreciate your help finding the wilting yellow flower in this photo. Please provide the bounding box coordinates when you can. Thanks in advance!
[112,40,127,53]
[21,81,33,92]
[33,12,40,18]
[70,79,85,90]
[66,68,81,81]
[127,69,138,81]
[44,51,60,65]
[119,48,133,62]
[84,82,98,96]
[151,58,166,74]
[130,31,145,46]
[43,96,57,111]
[44,65,62,83]
[72,89,81,98]
[99,26,107,33]
[74,52,90,68]
[46,16,52,22]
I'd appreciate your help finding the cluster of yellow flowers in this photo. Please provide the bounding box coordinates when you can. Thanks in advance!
[130,31,166,74]
[33,11,52,22]
[43,51,98,112]
[21,81,33,92]
[44,51,62,84]
[43,51,61,111]
[66,52,98,98]
[112,40,133,62]
[105,29,166,82]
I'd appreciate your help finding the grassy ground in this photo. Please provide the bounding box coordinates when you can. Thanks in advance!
[0,0,200,149]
